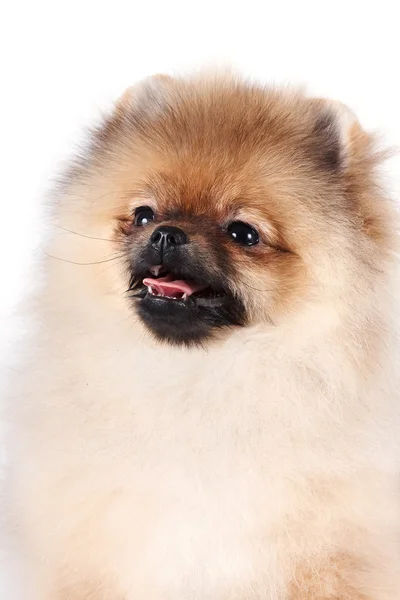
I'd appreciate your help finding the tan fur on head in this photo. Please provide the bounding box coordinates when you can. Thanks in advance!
[5,72,400,599]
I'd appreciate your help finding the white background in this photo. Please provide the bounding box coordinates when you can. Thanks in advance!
[1,0,400,338]
[0,2,399,595]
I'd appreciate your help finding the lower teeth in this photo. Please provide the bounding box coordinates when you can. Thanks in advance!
[147,289,187,300]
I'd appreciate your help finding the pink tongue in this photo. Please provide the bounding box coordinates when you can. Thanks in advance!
[143,274,207,298]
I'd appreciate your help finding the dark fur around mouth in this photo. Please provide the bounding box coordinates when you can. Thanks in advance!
[127,267,246,346]
[121,218,248,346]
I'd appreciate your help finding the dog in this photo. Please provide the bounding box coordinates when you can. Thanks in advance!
[5,72,400,599]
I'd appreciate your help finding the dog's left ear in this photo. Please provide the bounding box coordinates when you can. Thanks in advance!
[308,98,363,171]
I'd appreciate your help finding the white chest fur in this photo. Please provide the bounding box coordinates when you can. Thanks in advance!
[12,303,400,599]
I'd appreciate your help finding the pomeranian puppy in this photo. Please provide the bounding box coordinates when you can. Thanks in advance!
[4,73,400,599]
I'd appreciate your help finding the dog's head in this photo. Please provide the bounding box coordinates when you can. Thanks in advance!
[61,74,396,347]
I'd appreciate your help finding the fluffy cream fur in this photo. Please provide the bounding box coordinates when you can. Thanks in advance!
[4,73,400,599]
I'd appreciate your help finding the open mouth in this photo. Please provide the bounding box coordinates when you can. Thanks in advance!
[128,263,245,345]
[129,266,228,307]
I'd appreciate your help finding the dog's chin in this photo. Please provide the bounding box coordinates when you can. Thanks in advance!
[129,271,246,346]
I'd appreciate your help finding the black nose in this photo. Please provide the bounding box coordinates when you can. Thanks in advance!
[150,226,188,253]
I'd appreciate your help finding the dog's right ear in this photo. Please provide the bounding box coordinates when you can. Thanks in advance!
[116,74,174,114]
[92,74,175,152]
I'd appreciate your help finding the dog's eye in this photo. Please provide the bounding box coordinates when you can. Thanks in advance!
[134,206,155,226]
[227,221,259,246]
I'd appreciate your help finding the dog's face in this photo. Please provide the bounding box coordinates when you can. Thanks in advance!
[124,206,248,346]
[65,75,393,347]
